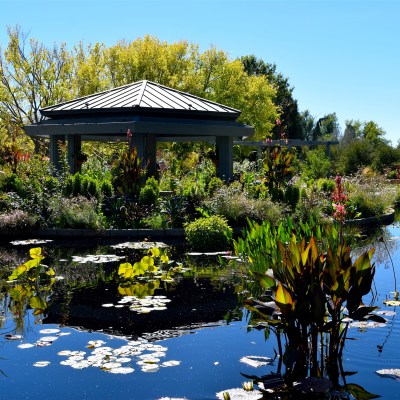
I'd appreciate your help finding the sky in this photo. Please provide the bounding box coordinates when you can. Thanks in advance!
[1,0,399,144]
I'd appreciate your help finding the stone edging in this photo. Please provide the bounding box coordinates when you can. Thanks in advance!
[345,209,395,228]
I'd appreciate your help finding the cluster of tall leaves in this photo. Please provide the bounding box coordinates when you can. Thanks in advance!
[235,218,377,381]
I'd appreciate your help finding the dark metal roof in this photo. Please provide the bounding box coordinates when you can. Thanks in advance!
[41,80,241,118]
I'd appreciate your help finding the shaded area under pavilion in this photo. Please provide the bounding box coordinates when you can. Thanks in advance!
[24,80,254,181]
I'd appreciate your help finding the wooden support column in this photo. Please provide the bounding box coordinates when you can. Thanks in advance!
[216,135,233,182]
[67,135,82,175]
[49,134,66,173]
[145,133,157,177]
[129,130,146,163]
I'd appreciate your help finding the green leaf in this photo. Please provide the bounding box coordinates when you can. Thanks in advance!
[30,296,47,310]
[344,383,380,400]
[118,262,133,278]
[253,271,275,289]
[29,247,43,259]
[276,283,292,306]
[150,247,160,257]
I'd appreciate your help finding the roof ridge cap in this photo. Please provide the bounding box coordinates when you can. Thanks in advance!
[135,80,148,106]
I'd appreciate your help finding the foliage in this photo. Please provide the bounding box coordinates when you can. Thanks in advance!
[184,215,232,252]
[0,209,37,231]
[8,247,54,281]
[207,184,284,227]
[336,139,374,175]
[345,174,395,218]
[0,26,75,125]
[49,195,105,229]
[240,55,302,140]
[1,29,279,140]
[300,146,332,180]
[118,246,170,280]
[160,195,188,228]
[110,146,145,198]
[262,146,295,192]
[235,217,377,387]
[139,176,159,206]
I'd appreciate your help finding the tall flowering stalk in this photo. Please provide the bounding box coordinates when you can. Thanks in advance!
[332,175,348,243]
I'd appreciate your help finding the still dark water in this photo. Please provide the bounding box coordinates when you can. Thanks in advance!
[1,225,400,399]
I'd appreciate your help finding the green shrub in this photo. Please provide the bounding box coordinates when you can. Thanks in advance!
[208,185,284,226]
[207,176,224,196]
[317,178,335,194]
[139,177,160,206]
[337,139,374,175]
[301,147,332,180]
[49,196,104,229]
[0,210,38,231]
[184,215,232,251]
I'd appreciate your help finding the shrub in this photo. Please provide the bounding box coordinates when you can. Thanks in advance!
[0,210,38,231]
[184,215,232,251]
[49,196,105,229]
[337,139,374,175]
[346,174,396,218]
[139,177,160,206]
[208,185,284,226]
[300,147,332,180]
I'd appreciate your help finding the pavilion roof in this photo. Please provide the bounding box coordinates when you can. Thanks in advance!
[41,80,240,119]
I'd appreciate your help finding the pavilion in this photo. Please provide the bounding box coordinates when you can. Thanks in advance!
[24,80,254,181]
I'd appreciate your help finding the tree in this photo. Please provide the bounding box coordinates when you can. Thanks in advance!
[341,119,387,145]
[0,31,279,142]
[240,55,303,139]
[0,26,75,125]
[312,113,341,141]
[299,110,315,141]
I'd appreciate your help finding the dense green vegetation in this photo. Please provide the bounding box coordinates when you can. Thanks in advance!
[1,26,400,248]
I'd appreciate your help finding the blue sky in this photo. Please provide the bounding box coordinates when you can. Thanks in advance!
[1,0,399,144]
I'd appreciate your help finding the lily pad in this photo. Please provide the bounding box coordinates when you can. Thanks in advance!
[240,355,273,368]
[376,369,400,380]
[33,361,51,367]
[216,388,263,400]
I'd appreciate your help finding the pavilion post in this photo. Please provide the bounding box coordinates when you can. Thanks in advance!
[216,136,233,182]
[49,135,66,173]
[145,134,157,176]
[67,134,82,175]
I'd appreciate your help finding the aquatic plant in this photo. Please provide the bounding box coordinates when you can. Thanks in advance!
[235,217,380,397]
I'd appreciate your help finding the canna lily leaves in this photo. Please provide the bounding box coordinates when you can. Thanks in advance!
[252,271,275,289]
[30,296,47,311]
[343,383,380,400]
[276,283,292,305]
[275,282,293,315]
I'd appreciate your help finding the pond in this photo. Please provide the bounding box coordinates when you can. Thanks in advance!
[1,225,400,399]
